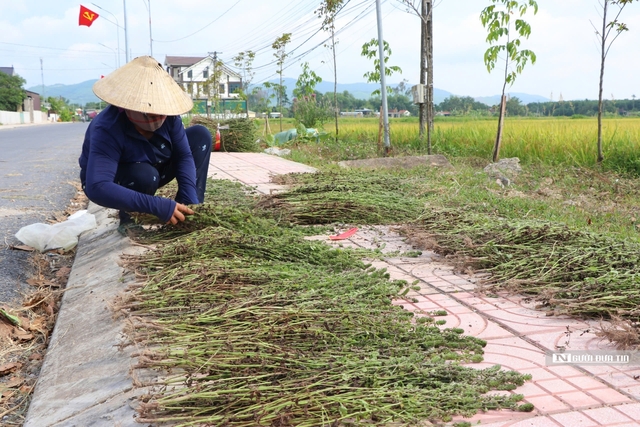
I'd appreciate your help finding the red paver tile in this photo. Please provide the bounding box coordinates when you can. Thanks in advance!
[556,391,602,409]
[506,415,563,426]
[586,387,634,405]
[581,406,634,424]
[615,402,640,420]
[546,365,585,378]
[413,301,443,311]
[550,411,599,426]
[476,321,516,340]
[450,411,535,426]
[523,395,570,413]
[535,378,579,394]
[443,303,473,314]
[565,375,609,391]
[520,368,560,382]
[620,385,640,399]
[515,381,549,398]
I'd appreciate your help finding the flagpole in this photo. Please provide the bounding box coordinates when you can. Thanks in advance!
[148,0,153,58]
[90,3,121,67]
[123,0,130,63]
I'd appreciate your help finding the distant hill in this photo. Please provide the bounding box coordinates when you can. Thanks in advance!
[260,78,454,104]
[473,92,550,106]
[27,80,100,105]
[27,78,548,107]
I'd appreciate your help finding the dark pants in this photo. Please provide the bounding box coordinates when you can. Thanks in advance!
[114,125,211,219]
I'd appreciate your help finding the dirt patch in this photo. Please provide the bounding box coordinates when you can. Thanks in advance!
[0,182,87,425]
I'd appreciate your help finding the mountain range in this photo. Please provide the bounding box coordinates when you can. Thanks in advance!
[28,78,550,107]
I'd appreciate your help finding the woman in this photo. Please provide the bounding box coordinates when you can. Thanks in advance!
[79,56,211,233]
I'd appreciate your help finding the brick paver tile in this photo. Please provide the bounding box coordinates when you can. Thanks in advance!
[586,387,634,405]
[535,378,579,394]
[506,415,563,426]
[514,381,549,398]
[565,375,609,391]
[582,406,634,424]
[523,395,570,413]
[520,368,561,382]
[614,402,640,420]
[475,321,515,340]
[546,365,586,378]
[550,411,599,426]
[556,391,602,409]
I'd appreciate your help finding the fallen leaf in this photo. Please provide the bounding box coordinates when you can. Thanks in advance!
[0,363,22,376]
[13,330,34,342]
[11,245,35,252]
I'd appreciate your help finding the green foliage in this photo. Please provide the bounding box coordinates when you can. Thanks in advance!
[190,116,259,152]
[293,62,322,99]
[0,72,26,111]
[438,95,491,115]
[232,50,255,100]
[361,39,403,96]
[480,0,538,85]
[292,95,333,128]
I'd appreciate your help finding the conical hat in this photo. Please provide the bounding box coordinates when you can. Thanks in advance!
[93,56,193,115]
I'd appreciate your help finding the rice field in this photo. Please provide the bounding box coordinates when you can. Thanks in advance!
[285,116,640,175]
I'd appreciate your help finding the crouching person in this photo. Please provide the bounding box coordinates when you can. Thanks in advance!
[79,56,212,234]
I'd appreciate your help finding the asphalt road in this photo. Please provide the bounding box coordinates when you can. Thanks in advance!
[0,122,88,305]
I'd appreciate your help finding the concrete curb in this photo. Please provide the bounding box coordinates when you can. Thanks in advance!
[24,203,143,427]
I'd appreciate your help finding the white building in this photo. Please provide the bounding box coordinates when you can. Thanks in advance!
[164,56,244,116]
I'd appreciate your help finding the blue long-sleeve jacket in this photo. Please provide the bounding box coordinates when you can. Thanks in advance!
[79,105,198,222]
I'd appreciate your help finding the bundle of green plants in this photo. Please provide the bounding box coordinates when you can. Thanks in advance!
[122,180,533,426]
[190,116,259,152]
[257,169,430,225]
[399,208,640,330]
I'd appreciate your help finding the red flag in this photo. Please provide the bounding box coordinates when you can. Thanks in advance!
[79,5,99,27]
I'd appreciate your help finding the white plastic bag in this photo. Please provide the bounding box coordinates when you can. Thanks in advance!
[15,210,97,252]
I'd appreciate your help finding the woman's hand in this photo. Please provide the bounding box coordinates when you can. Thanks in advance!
[167,203,195,225]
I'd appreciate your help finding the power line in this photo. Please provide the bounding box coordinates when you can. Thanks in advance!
[154,0,244,43]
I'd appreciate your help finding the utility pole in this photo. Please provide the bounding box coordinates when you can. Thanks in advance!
[426,0,434,155]
[375,0,391,154]
[40,58,45,100]
[123,0,130,62]
[419,0,427,140]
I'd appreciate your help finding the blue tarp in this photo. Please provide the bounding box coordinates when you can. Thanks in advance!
[273,128,319,144]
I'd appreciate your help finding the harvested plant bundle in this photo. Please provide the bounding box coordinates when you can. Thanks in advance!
[400,208,640,323]
[190,116,259,152]
[257,171,429,225]
[123,181,532,426]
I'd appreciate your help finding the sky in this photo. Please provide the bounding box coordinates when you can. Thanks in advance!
[1,0,639,101]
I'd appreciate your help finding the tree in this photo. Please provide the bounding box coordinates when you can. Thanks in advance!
[361,39,402,96]
[232,50,256,100]
[0,72,26,111]
[593,0,637,163]
[292,62,331,128]
[395,0,434,152]
[316,0,345,140]
[293,62,322,99]
[480,0,538,162]
[272,33,291,131]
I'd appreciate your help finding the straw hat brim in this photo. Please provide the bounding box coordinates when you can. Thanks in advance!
[93,56,193,116]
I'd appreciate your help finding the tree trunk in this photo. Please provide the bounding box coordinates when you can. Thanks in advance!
[332,29,339,143]
[419,0,427,140]
[597,1,608,163]
[493,95,506,162]
[426,0,434,155]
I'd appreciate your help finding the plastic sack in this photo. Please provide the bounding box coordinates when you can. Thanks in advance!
[15,210,97,252]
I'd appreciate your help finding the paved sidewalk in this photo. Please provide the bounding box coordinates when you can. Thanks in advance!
[24,153,640,426]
